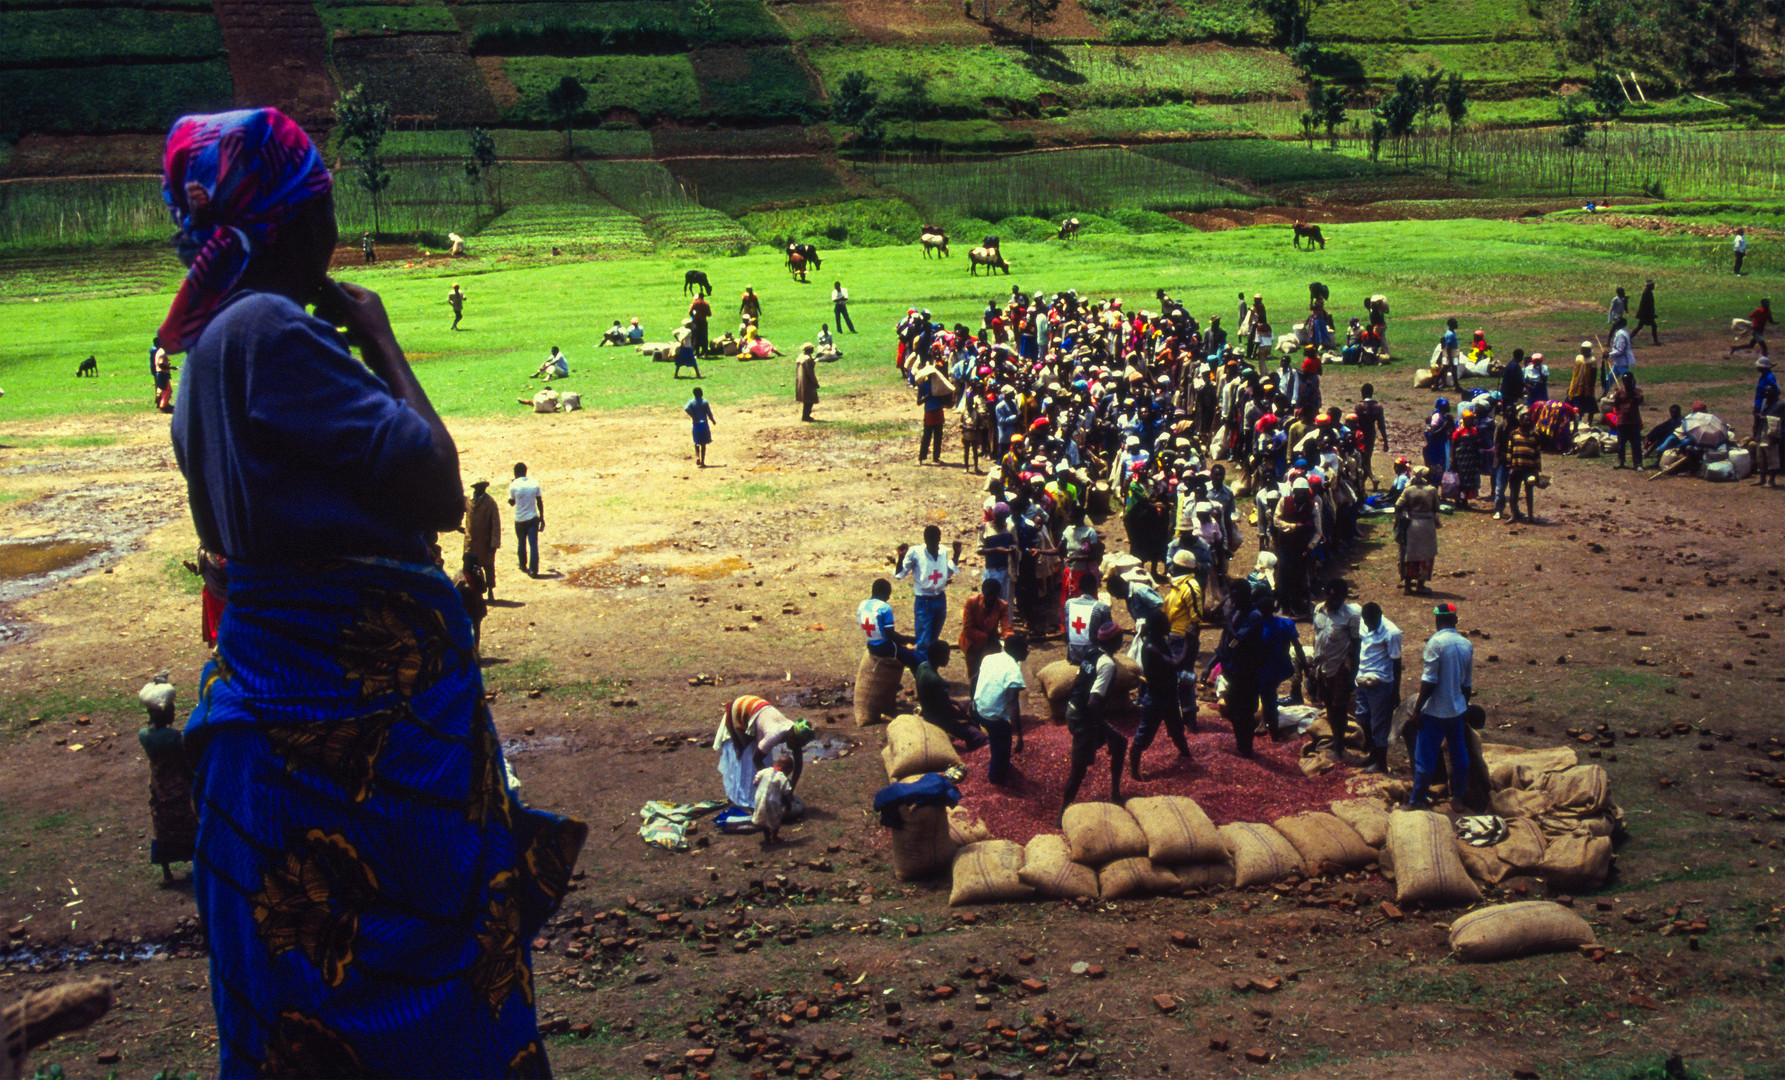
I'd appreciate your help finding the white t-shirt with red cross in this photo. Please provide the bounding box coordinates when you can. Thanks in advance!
[858,598,896,646]
[898,546,956,597]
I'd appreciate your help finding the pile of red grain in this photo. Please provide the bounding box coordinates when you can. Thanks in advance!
[956,705,1355,846]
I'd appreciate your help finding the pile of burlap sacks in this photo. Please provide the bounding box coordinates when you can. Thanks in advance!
[877,707,1616,961]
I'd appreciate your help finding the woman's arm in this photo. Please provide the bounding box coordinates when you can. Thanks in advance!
[323,281,464,531]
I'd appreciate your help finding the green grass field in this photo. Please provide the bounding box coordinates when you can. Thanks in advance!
[1,217,1771,427]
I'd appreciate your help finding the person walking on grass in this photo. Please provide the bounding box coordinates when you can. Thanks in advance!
[1634,280,1659,345]
[1410,603,1474,809]
[1731,298,1772,359]
[447,282,465,330]
[1607,286,1627,328]
[1734,228,1748,275]
[685,385,715,467]
[832,280,856,333]
[508,461,543,577]
[794,342,819,421]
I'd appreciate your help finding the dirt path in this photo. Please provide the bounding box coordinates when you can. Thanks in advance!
[2,342,1782,1077]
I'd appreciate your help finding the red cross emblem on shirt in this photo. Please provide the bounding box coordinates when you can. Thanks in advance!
[861,616,876,634]
[926,569,944,586]
[1072,615,1087,635]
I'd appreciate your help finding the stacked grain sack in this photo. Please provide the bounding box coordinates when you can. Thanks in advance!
[879,714,964,882]
[1335,741,1622,898]
[880,714,961,782]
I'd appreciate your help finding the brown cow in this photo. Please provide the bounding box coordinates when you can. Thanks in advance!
[1292,222,1326,250]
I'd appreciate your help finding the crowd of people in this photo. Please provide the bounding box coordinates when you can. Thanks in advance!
[850,282,1501,822]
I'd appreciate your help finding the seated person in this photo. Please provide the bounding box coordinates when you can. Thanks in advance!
[532,346,570,380]
[817,323,834,349]
[598,320,627,347]
[626,317,645,344]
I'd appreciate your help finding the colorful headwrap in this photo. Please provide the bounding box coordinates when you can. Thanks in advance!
[159,108,332,353]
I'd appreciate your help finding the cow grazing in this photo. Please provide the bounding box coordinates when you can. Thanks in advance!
[1057,217,1081,240]
[968,246,1010,276]
[1292,222,1326,250]
[786,243,821,273]
[789,252,809,282]
[683,270,712,296]
[920,231,950,258]
[76,356,98,377]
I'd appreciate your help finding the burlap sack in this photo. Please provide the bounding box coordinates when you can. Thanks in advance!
[1172,861,1236,892]
[1218,822,1303,887]
[1455,837,1511,885]
[1449,901,1597,962]
[1329,798,1391,848]
[1017,835,1099,900]
[889,804,957,882]
[1537,765,1611,819]
[1535,833,1613,891]
[1063,802,1149,866]
[1098,857,1178,900]
[854,649,903,727]
[1493,817,1547,871]
[1038,656,1141,722]
[1272,812,1375,874]
[881,713,963,781]
[947,807,992,847]
[1127,796,1224,864]
[949,840,1033,906]
[1481,744,1578,789]
[1385,810,1482,907]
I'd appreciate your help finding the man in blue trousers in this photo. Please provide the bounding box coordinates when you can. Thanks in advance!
[1411,603,1474,808]
[895,525,960,650]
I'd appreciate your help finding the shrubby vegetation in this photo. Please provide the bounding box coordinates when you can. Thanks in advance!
[501,56,703,123]
[459,0,786,53]
[0,61,233,135]
[0,9,224,64]
[1081,0,1272,43]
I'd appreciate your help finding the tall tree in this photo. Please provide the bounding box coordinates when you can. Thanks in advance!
[1301,79,1327,149]
[545,75,589,161]
[886,72,930,142]
[334,84,391,236]
[1320,82,1348,150]
[463,126,502,212]
[1007,0,1062,53]
[1374,74,1421,161]
[1557,96,1591,195]
[1442,73,1469,178]
[832,70,879,127]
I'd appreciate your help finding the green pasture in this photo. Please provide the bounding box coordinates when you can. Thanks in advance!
[0,8,224,65]
[1308,0,1549,42]
[0,217,1772,431]
[1080,0,1273,43]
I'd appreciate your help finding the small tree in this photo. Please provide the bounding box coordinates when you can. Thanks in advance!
[886,72,930,143]
[1368,117,1387,162]
[1006,0,1061,53]
[545,75,589,161]
[334,84,391,236]
[463,126,502,211]
[1417,64,1445,134]
[832,70,879,127]
[1320,82,1347,150]
[1301,80,1327,149]
[1442,73,1468,178]
[1558,96,1591,195]
[1585,69,1626,197]
[1374,74,1420,161]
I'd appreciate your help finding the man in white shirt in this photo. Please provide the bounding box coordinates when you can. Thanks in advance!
[831,280,856,333]
[894,525,961,650]
[1310,579,1362,750]
[971,632,1028,786]
[1352,602,1402,774]
[1411,603,1473,806]
[1734,228,1747,275]
[507,462,543,577]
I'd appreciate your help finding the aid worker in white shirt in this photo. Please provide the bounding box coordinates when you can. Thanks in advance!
[894,524,962,651]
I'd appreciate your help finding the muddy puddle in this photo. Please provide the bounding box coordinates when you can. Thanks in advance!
[564,554,751,588]
[777,685,854,711]
[0,538,103,579]
[1,941,170,970]
[502,735,568,755]
[801,734,854,761]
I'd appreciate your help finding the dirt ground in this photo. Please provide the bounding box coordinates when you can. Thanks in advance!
[2,327,1783,1078]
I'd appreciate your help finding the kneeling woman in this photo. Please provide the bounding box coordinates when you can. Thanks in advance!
[164,109,585,1078]
[714,696,815,829]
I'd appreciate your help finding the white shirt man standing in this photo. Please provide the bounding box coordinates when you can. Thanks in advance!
[507,462,543,577]
[1411,603,1473,806]
[1352,602,1402,773]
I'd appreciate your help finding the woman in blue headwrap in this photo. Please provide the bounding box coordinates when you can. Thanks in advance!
[163,108,585,1079]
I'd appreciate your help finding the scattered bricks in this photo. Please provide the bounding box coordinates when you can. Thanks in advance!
[1168,931,1201,949]
[1086,965,1106,980]
[1513,1070,1540,1079]
[1381,902,1404,921]
[1208,1037,1230,1052]
[686,1048,717,1066]
[95,1052,121,1066]
[1245,1048,1273,1064]
[904,924,922,937]
[1247,977,1283,994]
[1017,951,1036,965]
[1232,978,1252,993]
[1019,979,1048,994]
[1152,994,1179,1014]
[1123,942,1141,955]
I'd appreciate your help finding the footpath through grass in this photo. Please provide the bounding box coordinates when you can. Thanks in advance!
[0,217,1772,424]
